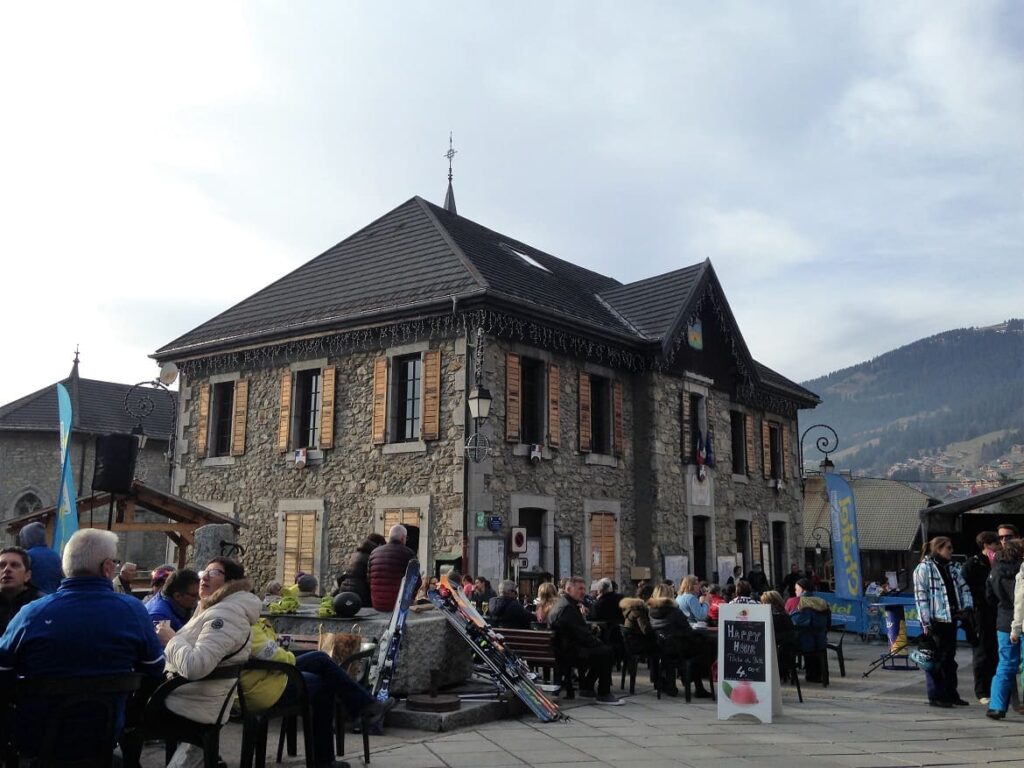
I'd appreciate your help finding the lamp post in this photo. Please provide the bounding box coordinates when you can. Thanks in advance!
[123,363,178,485]
[464,328,492,463]
[799,423,839,477]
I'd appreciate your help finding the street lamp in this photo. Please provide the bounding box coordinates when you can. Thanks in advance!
[123,362,178,482]
[464,328,491,464]
[799,423,839,478]
[811,526,831,556]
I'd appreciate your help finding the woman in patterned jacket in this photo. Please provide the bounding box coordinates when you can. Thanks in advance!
[913,536,973,708]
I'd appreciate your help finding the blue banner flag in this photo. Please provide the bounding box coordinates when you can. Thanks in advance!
[53,383,78,553]
[826,473,862,600]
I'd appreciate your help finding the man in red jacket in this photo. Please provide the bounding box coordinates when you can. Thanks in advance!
[367,525,417,611]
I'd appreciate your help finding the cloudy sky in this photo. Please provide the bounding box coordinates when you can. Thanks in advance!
[1,1,1021,407]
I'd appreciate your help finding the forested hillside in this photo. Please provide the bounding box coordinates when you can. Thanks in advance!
[800,320,1024,476]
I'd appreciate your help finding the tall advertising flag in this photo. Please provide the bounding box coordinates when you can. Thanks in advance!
[53,383,78,553]
[825,473,861,600]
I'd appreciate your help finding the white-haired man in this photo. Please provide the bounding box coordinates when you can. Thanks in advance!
[0,529,165,761]
[367,524,417,611]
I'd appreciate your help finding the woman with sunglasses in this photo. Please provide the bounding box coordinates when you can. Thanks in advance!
[913,537,973,708]
[154,557,261,724]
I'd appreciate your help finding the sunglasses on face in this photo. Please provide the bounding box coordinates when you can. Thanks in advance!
[199,568,225,579]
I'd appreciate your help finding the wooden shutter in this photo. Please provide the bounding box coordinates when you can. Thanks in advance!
[680,391,691,461]
[383,507,420,531]
[318,366,336,450]
[282,511,317,585]
[781,422,790,480]
[372,356,388,445]
[505,353,521,443]
[612,381,624,457]
[230,379,248,456]
[578,371,592,452]
[195,384,210,456]
[590,512,617,581]
[744,414,756,476]
[276,371,292,453]
[762,418,772,479]
[421,350,441,441]
[547,364,560,448]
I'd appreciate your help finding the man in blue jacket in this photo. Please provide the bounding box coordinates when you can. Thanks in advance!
[146,568,200,631]
[16,522,64,594]
[0,529,165,760]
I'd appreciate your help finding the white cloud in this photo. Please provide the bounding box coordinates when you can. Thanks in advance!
[686,208,818,280]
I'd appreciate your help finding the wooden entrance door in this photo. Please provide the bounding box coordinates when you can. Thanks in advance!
[589,512,617,582]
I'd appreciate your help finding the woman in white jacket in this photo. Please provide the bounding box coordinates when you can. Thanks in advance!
[155,557,262,723]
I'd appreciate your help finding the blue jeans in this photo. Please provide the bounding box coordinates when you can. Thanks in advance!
[989,631,1021,713]
[279,650,374,765]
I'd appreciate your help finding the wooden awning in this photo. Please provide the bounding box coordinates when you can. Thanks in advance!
[5,480,244,569]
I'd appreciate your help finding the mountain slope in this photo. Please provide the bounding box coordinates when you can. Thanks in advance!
[800,320,1024,475]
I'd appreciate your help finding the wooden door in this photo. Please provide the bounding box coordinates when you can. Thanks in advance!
[589,512,617,582]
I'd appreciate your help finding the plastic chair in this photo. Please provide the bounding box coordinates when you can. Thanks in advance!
[618,626,657,695]
[5,673,141,768]
[238,659,314,768]
[121,666,240,768]
[827,629,847,677]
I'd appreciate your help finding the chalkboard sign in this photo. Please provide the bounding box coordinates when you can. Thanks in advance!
[723,620,766,682]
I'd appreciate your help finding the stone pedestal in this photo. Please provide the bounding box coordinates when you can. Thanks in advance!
[264,605,471,696]
[192,523,235,571]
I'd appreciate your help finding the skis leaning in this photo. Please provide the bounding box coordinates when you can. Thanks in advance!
[428,585,562,722]
[368,558,420,701]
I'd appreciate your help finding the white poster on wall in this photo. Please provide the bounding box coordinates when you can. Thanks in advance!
[475,538,505,585]
[663,554,689,587]
[718,555,738,586]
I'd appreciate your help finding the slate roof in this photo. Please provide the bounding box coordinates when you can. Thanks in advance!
[0,367,175,439]
[154,194,819,407]
[802,476,937,551]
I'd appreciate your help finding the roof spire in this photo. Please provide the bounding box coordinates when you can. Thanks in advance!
[70,345,80,379]
[443,131,458,215]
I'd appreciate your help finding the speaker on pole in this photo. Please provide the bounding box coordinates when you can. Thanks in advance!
[92,433,138,495]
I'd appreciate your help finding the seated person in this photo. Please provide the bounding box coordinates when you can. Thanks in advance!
[589,579,624,625]
[760,590,797,652]
[534,582,559,625]
[0,546,43,634]
[789,586,831,682]
[487,580,533,629]
[547,577,621,705]
[146,568,200,631]
[705,585,726,626]
[784,578,812,613]
[675,575,710,623]
[1,530,164,762]
[730,580,759,604]
[297,574,321,604]
[619,586,656,656]
[647,584,713,698]
[155,558,394,768]
[414,576,439,606]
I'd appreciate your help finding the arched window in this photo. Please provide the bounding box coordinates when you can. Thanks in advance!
[14,492,43,518]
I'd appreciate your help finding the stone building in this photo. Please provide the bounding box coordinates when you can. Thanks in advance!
[0,356,175,565]
[155,195,819,592]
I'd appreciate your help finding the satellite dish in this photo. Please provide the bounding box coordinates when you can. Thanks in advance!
[158,362,179,387]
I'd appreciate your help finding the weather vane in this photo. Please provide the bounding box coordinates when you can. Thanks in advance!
[445,132,457,183]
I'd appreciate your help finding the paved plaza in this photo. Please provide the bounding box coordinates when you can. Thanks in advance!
[143,638,1024,768]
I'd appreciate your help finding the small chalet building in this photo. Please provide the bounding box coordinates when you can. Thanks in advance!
[155,195,819,592]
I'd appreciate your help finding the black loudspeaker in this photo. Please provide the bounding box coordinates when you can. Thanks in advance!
[92,433,138,494]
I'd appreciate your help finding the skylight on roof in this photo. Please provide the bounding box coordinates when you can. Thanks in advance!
[503,243,551,273]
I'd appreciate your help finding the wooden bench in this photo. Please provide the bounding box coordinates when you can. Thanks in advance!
[496,628,558,679]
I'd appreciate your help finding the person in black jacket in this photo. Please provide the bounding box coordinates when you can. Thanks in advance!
[984,538,1023,719]
[647,584,713,697]
[335,533,386,605]
[367,526,417,611]
[589,578,625,625]
[962,530,999,703]
[548,577,622,705]
[487,580,533,629]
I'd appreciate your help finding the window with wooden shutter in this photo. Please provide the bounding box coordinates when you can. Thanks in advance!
[195,384,211,456]
[590,512,617,582]
[547,364,560,448]
[505,353,521,443]
[781,423,790,480]
[612,381,624,457]
[382,507,420,531]
[578,371,592,452]
[680,391,690,461]
[318,366,336,450]
[421,350,441,441]
[762,418,772,479]
[282,511,317,585]
[277,371,292,453]
[372,357,387,445]
[230,379,248,456]
[745,415,757,476]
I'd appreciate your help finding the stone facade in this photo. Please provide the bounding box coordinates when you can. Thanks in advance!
[175,329,804,592]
